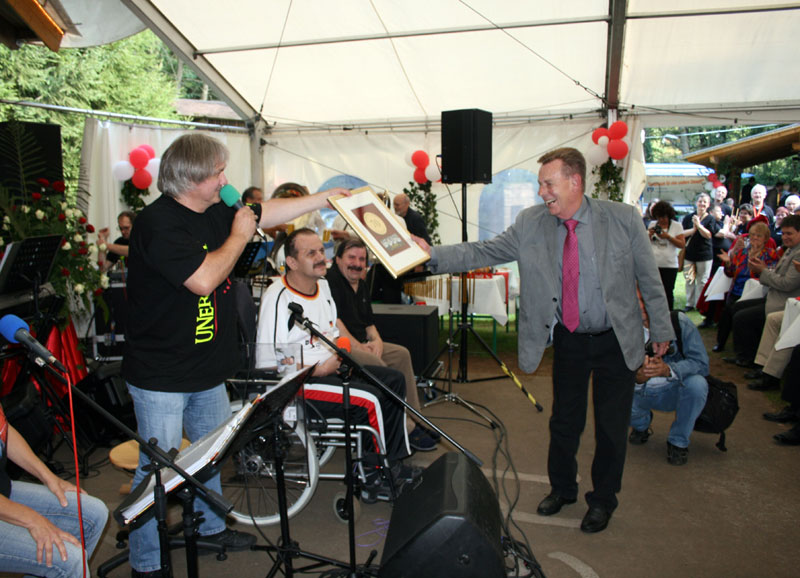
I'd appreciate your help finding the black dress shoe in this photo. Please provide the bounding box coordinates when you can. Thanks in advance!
[536,493,576,516]
[736,357,757,368]
[722,356,739,365]
[748,375,781,391]
[712,344,724,352]
[200,528,257,551]
[744,369,763,380]
[774,425,800,445]
[580,506,611,533]
[763,407,799,423]
[698,319,715,329]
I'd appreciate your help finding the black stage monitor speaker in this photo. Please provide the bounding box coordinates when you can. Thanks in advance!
[372,304,439,376]
[379,452,504,578]
[74,362,136,445]
[441,109,492,184]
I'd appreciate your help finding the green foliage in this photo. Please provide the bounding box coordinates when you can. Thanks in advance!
[0,30,180,191]
[120,179,149,211]
[591,159,624,202]
[402,180,441,245]
[644,125,800,187]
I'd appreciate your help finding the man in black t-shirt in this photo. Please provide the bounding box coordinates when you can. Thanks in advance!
[123,133,348,577]
[98,210,134,272]
[393,193,431,244]
[326,239,437,451]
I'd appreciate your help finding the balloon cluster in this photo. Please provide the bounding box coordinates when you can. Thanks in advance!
[587,121,630,165]
[112,145,161,190]
[704,171,725,191]
[407,150,439,184]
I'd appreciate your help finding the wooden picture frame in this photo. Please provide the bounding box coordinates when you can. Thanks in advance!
[329,187,430,278]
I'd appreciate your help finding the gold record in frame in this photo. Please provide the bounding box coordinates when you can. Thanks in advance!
[329,187,430,278]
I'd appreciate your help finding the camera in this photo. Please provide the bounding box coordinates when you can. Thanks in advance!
[653,224,663,236]
[645,341,675,357]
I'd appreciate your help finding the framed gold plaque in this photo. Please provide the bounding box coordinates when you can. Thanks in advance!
[329,187,430,278]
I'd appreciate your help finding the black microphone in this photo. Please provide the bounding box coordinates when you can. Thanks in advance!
[0,314,68,373]
[220,184,269,242]
[288,302,304,330]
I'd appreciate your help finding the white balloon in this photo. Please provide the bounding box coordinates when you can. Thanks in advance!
[112,160,135,181]
[586,145,609,166]
[404,151,416,167]
[425,163,440,183]
[704,181,713,191]
[146,157,161,179]
[597,135,610,148]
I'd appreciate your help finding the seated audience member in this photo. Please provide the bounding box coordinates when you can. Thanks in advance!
[0,404,108,575]
[255,229,415,495]
[748,258,800,391]
[699,202,733,327]
[767,344,800,445]
[646,200,685,311]
[326,239,438,451]
[726,214,800,367]
[772,206,790,246]
[732,204,754,236]
[97,210,135,272]
[750,184,774,224]
[241,186,264,204]
[784,194,800,214]
[628,290,709,466]
[713,222,779,352]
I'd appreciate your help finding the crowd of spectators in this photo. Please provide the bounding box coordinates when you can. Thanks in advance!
[643,180,800,448]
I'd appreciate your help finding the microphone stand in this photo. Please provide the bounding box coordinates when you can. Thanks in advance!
[290,309,483,467]
[41,366,232,578]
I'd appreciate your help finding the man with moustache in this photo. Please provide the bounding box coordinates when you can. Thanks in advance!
[414,147,673,533]
[326,239,438,451]
[255,228,416,499]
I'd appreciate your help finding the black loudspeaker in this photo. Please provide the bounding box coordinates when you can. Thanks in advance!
[74,362,136,445]
[372,304,439,376]
[379,452,504,578]
[0,121,64,194]
[441,109,492,184]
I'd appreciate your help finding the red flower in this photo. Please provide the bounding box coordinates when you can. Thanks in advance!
[94,288,103,296]
[86,224,95,233]
[61,267,70,277]
[58,213,66,221]
[78,217,87,224]
[10,205,17,211]
[52,181,66,193]
[32,192,42,201]
[71,252,77,257]
[78,247,88,255]
[37,178,50,187]
[79,241,86,247]
[61,238,67,246]
[97,260,104,267]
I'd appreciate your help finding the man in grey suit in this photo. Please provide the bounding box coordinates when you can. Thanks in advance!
[415,147,673,532]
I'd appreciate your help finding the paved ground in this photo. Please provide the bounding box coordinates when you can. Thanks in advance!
[2,321,798,578]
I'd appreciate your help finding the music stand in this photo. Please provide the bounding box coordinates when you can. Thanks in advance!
[233,241,269,278]
[0,234,62,296]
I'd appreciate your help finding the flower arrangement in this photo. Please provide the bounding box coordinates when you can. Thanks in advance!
[0,178,108,317]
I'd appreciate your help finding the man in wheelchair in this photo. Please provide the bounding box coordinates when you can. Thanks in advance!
[255,228,419,501]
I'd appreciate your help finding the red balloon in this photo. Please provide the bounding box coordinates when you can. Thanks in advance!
[592,127,609,145]
[712,180,723,188]
[131,168,152,189]
[413,167,428,184]
[707,173,717,182]
[608,121,628,140]
[138,144,156,159]
[607,139,629,160]
[411,150,429,168]
[129,148,149,169]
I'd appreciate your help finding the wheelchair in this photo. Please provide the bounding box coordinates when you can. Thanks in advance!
[221,375,392,526]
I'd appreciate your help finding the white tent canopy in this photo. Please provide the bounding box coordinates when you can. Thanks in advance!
[117,0,800,129]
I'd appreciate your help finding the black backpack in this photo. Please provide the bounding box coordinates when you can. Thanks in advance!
[669,311,739,451]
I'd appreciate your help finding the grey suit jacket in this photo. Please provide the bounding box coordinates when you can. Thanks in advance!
[429,195,674,373]
[761,243,800,314]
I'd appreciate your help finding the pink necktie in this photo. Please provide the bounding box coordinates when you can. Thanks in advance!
[562,219,579,332]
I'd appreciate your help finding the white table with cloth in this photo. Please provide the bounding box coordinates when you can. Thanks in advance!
[403,273,508,325]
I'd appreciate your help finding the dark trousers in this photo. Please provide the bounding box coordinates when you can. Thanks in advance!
[548,324,636,512]
[782,346,800,406]
[305,365,409,461]
[715,293,743,348]
[658,267,678,311]
[731,298,767,360]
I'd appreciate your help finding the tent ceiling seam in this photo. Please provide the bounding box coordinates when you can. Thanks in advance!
[257,0,293,118]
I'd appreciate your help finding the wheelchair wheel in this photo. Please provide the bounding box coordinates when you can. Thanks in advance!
[220,420,319,525]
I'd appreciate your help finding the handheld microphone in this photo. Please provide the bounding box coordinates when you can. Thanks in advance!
[0,314,68,373]
[220,184,269,242]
